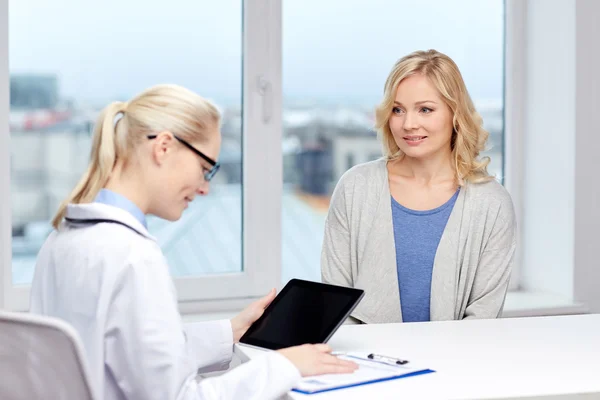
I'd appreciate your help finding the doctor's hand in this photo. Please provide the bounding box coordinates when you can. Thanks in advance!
[230,288,277,342]
[278,344,359,377]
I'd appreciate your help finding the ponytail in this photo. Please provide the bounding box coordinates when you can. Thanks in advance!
[51,101,127,229]
[51,83,222,229]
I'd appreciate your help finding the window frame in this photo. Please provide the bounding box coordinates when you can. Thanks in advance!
[0,0,10,309]
[503,0,526,291]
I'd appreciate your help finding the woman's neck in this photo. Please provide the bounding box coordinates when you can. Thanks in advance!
[104,164,150,214]
[389,151,455,186]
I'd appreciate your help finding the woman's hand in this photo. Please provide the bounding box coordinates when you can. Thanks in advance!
[230,288,276,342]
[278,344,358,376]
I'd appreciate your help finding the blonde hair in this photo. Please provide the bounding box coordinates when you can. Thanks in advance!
[52,84,220,229]
[375,49,492,184]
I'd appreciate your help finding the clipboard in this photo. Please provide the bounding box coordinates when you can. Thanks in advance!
[292,353,435,395]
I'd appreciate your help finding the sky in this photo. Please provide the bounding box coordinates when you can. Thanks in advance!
[9,0,504,107]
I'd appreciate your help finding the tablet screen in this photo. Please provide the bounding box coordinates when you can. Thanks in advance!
[240,279,364,350]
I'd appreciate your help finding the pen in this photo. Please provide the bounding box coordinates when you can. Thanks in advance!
[367,353,409,365]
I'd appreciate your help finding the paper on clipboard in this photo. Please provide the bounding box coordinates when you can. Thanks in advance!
[293,353,435,395]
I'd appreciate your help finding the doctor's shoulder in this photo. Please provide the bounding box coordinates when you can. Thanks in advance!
[92,221,163,259]
[54,219,165,272]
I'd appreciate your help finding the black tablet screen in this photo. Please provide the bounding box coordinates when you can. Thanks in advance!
[240,280,364,350]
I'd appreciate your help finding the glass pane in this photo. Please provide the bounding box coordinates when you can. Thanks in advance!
[282,0,505,284]
[10,0,243,285]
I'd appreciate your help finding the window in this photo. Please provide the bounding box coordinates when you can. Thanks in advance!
[2,0,281,310]
[4,0,592,317]
[281,0,505,285]
[9,0,243,284]
[6,0,560,314]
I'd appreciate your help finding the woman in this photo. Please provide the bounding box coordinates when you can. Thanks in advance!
[30,84,356,400]
[321,50,517,324]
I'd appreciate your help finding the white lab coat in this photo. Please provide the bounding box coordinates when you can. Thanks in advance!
[30,203,300,400]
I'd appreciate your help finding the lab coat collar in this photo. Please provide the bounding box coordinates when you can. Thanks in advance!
[64,203,156,241]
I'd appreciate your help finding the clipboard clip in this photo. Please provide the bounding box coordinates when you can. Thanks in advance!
[368,353,409,365]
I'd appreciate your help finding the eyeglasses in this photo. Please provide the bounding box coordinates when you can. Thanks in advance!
[147,134,220,182]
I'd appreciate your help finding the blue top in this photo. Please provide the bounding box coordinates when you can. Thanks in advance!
[94,189,147,228]
[391,189,460,322]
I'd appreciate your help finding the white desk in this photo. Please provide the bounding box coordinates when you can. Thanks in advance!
[235,314,600,399]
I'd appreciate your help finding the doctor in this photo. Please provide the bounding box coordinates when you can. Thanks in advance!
[30,84,357,400]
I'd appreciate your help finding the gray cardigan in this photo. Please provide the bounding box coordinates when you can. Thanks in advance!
[321,159,517,324]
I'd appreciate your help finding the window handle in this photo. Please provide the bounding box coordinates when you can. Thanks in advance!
[257,76,272,123]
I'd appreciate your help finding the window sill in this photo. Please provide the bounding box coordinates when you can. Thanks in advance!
[502,290,589,318]
[181,290,590,323]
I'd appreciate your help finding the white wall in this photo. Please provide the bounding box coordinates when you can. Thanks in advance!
[574,0,600,313]
[521,0,575,299]
[520,0,600,313]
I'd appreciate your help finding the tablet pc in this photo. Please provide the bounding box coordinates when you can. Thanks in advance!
[239,279,365,350]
